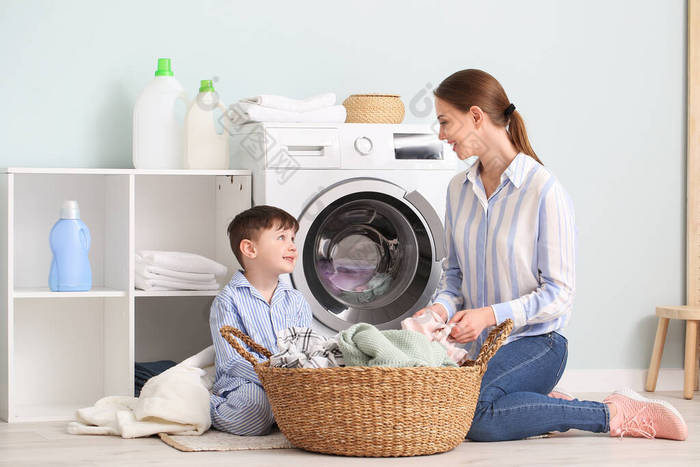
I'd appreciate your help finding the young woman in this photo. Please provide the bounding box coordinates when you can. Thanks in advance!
[414,69,687,441]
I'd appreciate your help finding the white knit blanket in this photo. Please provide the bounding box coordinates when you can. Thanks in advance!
[67,346,215,438]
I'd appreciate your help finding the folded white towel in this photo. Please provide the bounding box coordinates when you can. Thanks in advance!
[67,345,215,438]
[135,273,219,291]
[242,93,336,112]
[137,250,228,276]
[135,261,216,283]
[228,101,346,125]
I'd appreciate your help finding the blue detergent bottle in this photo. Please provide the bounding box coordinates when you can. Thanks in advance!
[49,200,92,291]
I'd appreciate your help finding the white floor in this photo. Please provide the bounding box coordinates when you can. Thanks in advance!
[1,392,698,466]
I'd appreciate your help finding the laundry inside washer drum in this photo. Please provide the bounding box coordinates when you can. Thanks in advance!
[313,199,419,309]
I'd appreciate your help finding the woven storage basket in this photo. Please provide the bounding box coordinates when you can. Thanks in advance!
[343,94,405,124]
[220,319,513,457]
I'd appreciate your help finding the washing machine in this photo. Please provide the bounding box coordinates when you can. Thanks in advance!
[231,122,461,335]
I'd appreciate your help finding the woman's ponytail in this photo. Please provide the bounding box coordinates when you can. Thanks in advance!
[507,110,542,165]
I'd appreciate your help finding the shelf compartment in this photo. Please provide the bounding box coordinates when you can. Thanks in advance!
[134,174,248,286]
[12,173,130,292]
[10,297,131,422]
[135,296,213,364]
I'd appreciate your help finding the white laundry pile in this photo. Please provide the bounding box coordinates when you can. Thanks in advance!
[135,250,227,291]
[67,346,216,438]
[401,310,470,365]
[227,92,346,125]
[269,327,344,369]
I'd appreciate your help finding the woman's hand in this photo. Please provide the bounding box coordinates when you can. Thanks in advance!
[448,307,497,343]
[412,303,448,322]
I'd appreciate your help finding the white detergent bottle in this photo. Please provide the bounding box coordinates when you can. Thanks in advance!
[133,58,189,169]
[184,80,230,170]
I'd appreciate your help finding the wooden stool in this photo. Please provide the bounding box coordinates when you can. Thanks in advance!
[645,306,700,399]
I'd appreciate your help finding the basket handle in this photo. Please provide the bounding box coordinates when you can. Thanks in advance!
[219,326,272,367]
[474,319,513,375]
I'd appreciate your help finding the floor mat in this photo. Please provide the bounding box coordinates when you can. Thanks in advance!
[159,429,550,452]
[158,428,294,452]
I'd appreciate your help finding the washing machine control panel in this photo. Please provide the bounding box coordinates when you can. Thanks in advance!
[340,124,457,170]
[353,136,373,155]
[231,123,458,170]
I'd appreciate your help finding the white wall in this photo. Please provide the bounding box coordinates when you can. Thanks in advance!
[0,0,687,370]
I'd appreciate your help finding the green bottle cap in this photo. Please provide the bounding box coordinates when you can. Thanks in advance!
[155,58,173,77]
[199,79,215,92]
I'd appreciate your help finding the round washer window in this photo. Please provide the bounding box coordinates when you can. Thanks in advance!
[302,191,433,326]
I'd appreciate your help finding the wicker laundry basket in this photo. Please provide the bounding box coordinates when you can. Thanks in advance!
[343,94,405,124]
[220,319,512,457]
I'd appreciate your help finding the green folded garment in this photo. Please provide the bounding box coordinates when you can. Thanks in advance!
[338,322,458,368]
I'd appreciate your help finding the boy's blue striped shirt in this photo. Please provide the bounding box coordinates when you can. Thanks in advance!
[210,271,312,396]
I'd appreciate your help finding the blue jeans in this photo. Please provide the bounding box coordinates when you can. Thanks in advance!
[467,331,610,441]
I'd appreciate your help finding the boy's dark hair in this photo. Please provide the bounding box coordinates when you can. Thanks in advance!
[227,205,299,268]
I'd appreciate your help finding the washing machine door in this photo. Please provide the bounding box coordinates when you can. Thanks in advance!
[292,177,446,332]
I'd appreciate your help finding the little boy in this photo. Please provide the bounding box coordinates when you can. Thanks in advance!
[209,205,311,435]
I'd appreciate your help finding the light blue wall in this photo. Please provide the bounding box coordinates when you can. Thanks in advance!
[0,0,687,369]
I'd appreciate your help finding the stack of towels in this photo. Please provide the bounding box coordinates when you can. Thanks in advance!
[227,92,346,125]
[135,250,228,292]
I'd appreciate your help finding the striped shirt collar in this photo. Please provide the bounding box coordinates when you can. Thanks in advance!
[465,152,529,188]
[229,270,293,302]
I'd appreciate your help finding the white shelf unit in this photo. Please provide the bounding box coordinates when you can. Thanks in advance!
[0,168,251,422]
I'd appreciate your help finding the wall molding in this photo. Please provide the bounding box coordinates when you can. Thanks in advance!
[557,369,686,393]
